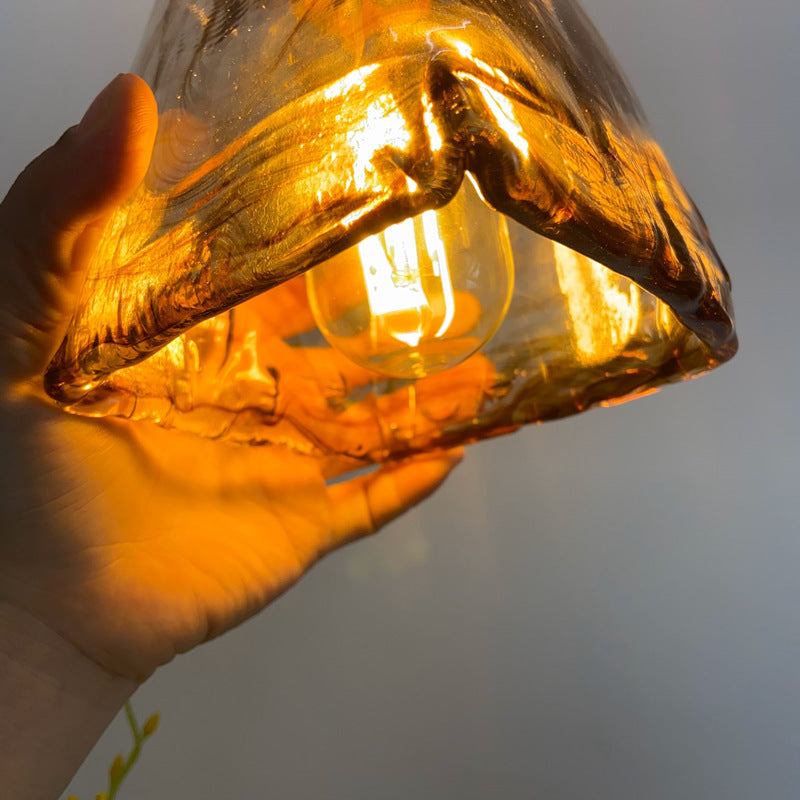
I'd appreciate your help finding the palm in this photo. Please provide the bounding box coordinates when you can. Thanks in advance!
[0,394,342,678]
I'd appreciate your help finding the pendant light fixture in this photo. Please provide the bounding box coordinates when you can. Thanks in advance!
[44,0,737,470]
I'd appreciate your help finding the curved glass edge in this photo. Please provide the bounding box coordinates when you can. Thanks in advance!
[50,216,723,470]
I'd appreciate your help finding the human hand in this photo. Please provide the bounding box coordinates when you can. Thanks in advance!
[0,74,463,684]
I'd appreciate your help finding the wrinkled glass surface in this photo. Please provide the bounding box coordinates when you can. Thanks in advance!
[44,0,736,470]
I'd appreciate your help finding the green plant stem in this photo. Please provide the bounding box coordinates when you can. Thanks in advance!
[107,702,145,800]
[67,701,159,800]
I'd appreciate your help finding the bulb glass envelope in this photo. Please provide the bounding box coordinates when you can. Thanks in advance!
[44,0,736,469]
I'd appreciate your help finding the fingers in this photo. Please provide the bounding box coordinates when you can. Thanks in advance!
[290,354,496,472]
[1,73,157,262]
[325,448,464,550]
[0,74,158,379]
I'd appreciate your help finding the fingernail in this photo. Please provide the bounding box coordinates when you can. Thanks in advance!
[77,74,127,144]
[443,447,466,466]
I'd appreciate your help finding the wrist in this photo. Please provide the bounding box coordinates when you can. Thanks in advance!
[0,603,137,800]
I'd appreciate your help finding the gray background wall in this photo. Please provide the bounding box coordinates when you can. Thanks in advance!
[1,1,798,798]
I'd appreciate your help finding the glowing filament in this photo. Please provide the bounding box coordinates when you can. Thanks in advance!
[306,179,515,378]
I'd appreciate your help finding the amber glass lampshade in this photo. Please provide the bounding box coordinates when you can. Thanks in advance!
[44,0,736,471]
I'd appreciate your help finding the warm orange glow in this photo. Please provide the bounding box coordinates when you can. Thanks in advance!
[421,90,444,153]
[306,179,514,379]
[346,92,413,192]
[554,242,642,366]
[356,207,457,349]
[43,0,736,464]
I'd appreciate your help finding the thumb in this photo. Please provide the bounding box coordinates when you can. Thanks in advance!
[0,73,158,380]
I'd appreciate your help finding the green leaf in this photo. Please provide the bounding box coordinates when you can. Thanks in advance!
[142,713,160,737]
[109,754,126,782]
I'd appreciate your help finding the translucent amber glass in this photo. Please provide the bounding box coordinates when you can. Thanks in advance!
[306,179,514,379]
[43,0,736,471]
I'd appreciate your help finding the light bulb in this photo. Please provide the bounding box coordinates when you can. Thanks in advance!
[306,178,515,379]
